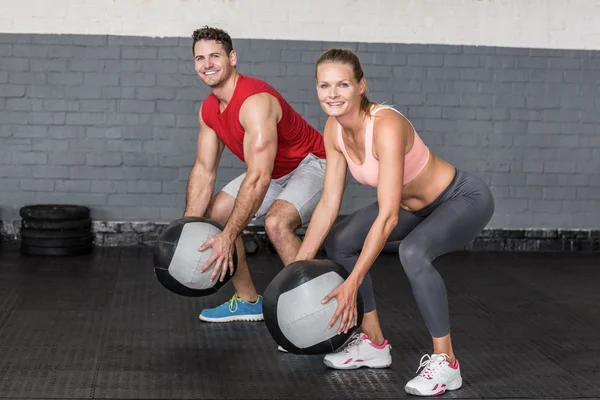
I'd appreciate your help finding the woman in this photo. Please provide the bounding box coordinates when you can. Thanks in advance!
[294,48,495,397]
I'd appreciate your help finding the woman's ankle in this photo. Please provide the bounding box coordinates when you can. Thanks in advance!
[362,331,386,346]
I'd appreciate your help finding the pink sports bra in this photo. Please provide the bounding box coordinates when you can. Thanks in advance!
[337,105,430,188]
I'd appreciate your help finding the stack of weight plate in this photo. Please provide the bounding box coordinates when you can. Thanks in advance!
[19,204,94,256]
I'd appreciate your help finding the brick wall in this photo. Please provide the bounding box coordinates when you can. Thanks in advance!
[1,33,599,232]
[4,0,600,51]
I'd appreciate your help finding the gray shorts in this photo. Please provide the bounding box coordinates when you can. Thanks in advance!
[221,153,327,225]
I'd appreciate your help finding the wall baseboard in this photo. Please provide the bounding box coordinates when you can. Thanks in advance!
[1,220,598,252]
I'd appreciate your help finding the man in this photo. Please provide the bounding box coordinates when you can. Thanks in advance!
[184,26,326,322]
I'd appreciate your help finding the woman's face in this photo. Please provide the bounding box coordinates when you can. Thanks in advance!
[316,62,364,117]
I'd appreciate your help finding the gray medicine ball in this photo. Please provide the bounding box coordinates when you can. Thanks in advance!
[153,217,237,297]
[263,259,364,355]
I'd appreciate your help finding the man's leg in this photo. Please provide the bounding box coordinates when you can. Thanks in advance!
[198,173,282,323]
[265,154,326,266]
[264,200,302,266]
[204,191,258,303]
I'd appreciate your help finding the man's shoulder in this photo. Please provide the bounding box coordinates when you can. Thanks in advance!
[241,91,278,107]
[238,92,281,127]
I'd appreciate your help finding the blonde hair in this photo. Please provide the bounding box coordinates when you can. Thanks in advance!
[316,48,376,115]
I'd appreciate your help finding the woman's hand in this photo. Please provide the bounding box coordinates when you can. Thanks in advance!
[321,279,359,335]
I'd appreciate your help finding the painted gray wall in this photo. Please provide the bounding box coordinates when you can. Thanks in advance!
[0,34,598,229]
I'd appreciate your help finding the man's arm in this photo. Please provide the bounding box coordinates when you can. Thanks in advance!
[221,93,279,239]
[184,104,225,217]
[295,116,347,260]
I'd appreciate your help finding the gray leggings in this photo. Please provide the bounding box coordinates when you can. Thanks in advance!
[323,169,495,338]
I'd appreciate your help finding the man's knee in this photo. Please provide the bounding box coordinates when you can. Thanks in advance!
[264,200,300,242]
[205,192,234,226]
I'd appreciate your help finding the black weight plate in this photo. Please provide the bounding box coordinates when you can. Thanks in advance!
[22,219,92,230]
[20,205,90,221]
[242,235,259,254]
[20,228,92,240]
[21,235,94,248]
[20,243,94,256]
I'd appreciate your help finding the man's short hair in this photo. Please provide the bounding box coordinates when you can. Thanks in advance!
[191,26,233,55]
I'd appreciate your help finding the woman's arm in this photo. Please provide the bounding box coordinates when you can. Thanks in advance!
[295,117,348,261]
[344,110,411,286]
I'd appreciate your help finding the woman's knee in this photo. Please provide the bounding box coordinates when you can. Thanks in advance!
[398,240,431,280]
[323,224,358,260]
[322,228,341,260]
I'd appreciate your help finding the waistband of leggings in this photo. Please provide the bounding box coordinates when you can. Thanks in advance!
[410,167,460,217]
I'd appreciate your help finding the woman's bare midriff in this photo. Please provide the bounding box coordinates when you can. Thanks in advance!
[400,153,456,212]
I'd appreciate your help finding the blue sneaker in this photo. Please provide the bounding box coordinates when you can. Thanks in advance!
[199,293,264,322]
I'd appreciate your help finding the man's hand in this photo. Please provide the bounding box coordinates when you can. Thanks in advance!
[321,278,360,335]
[198,232,237,282]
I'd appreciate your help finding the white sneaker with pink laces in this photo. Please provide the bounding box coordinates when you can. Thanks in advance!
[404,353,462,396]
[323,332,392,369]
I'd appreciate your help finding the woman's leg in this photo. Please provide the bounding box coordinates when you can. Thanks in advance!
[322,201,424,369]
[401,174,494,395]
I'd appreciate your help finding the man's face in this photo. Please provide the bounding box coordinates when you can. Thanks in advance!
[193,39,236,88]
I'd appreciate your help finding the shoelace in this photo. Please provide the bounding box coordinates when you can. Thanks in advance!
[416,353,449,379]
[342,332,362,353]
[225,293,241,312]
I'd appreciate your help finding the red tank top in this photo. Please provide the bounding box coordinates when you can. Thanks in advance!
[201,74,325,179]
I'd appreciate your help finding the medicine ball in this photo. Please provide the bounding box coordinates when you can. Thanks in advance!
[263,259,364,355]
[153,217,237,297]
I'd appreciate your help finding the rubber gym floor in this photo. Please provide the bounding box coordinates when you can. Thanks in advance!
[0,244,598,399]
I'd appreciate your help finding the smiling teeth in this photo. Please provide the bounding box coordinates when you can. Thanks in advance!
[205,71,217,75]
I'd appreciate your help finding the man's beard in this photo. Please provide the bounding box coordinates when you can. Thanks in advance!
[206,69,232,89]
